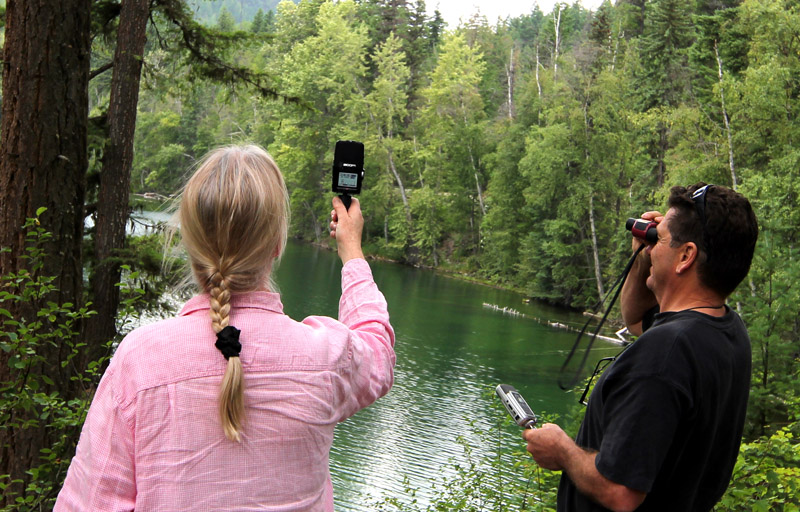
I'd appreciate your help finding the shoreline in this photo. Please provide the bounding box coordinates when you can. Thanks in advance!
[304,237,632,345]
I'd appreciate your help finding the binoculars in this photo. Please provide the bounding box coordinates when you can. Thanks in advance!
[626,218,658,243]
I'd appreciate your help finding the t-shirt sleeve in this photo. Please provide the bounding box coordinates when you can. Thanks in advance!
[594,373,689,493]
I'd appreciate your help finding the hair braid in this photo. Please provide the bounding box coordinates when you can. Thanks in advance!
[210,272,245,442]
[209,273,232,333]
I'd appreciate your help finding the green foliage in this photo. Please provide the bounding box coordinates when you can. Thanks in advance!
[145,0,293,103]
[480,123,528,285]
[185,0,288,25]
[131,110,190,192]
[415,32,488,263]
[251,8,274,33]
[216,6,236,31]
[356,32,414,254]
[409,186,445,265]
[718,425,800,511]
[0,214,146,511]
[636,0,695,109]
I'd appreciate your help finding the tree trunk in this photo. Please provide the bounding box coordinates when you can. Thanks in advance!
[86,0,150,358]
[468,146,486,217]
[387,148,412,223]
[473,169,486,216]
[535,43,543,123]
[714,40,737,189]
[611,20,623,72]
[460,100,486,218]
[505,45,515,119]
[582,103,603,301]
[589,195,605,300]
[552,5,562,82]
[0,0,91,503]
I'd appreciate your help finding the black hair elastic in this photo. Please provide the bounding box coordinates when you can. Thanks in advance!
[215,325,242,360]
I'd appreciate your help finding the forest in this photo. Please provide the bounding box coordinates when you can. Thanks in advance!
[1,0,799,509]
[186,0,285,23]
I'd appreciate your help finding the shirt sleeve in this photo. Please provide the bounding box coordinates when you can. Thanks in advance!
[55,362,136,511]
[335,258,396,419]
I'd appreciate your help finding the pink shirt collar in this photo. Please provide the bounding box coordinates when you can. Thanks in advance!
[179,290,285,317]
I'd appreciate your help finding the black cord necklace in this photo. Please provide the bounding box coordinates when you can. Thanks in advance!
[684,304,725,311]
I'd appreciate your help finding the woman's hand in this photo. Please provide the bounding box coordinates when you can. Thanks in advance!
[330,196,365,264]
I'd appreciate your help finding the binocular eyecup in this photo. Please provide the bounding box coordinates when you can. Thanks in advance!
[626,218,658,243]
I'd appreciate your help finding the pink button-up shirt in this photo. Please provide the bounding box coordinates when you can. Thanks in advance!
[56,258,395,511]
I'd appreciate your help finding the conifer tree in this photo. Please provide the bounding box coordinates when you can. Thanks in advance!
[251,7,266,33]
[217,6,236,31]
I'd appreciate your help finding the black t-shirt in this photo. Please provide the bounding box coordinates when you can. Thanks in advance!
[557,308,751,511]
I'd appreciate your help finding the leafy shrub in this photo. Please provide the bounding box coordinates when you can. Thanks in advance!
[0,212,145,511]
[717,422,800,511]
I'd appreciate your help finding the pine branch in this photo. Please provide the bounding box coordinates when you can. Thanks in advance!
[152,0,304,105]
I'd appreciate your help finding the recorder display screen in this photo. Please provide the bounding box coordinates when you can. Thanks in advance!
[337,172,359,189]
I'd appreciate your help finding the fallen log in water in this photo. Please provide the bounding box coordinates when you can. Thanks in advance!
[482,303,630,345]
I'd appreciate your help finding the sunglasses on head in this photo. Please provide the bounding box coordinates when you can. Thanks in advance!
[691,184,714,226]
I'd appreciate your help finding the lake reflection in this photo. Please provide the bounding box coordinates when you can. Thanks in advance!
[273,241,623,510]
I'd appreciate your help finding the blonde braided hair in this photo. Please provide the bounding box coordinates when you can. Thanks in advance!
[208,273,243,441]
[178,145,289,442]
[209,272,232,332]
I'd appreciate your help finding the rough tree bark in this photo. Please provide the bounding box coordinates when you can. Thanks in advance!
[85,0,150,358]
[0,0,91,502]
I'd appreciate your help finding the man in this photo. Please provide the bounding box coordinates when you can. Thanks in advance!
[523,183,758,511]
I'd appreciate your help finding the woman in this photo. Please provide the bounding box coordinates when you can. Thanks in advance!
[56,145,396,511]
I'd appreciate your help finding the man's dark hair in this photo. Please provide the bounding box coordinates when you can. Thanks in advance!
[668,183,758,297]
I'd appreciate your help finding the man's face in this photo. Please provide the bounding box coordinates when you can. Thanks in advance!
[645,208,682,298]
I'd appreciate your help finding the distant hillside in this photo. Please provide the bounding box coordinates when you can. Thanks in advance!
[186,0,298,25]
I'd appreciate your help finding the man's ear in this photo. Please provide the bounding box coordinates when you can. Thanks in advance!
[676,242,698,275]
